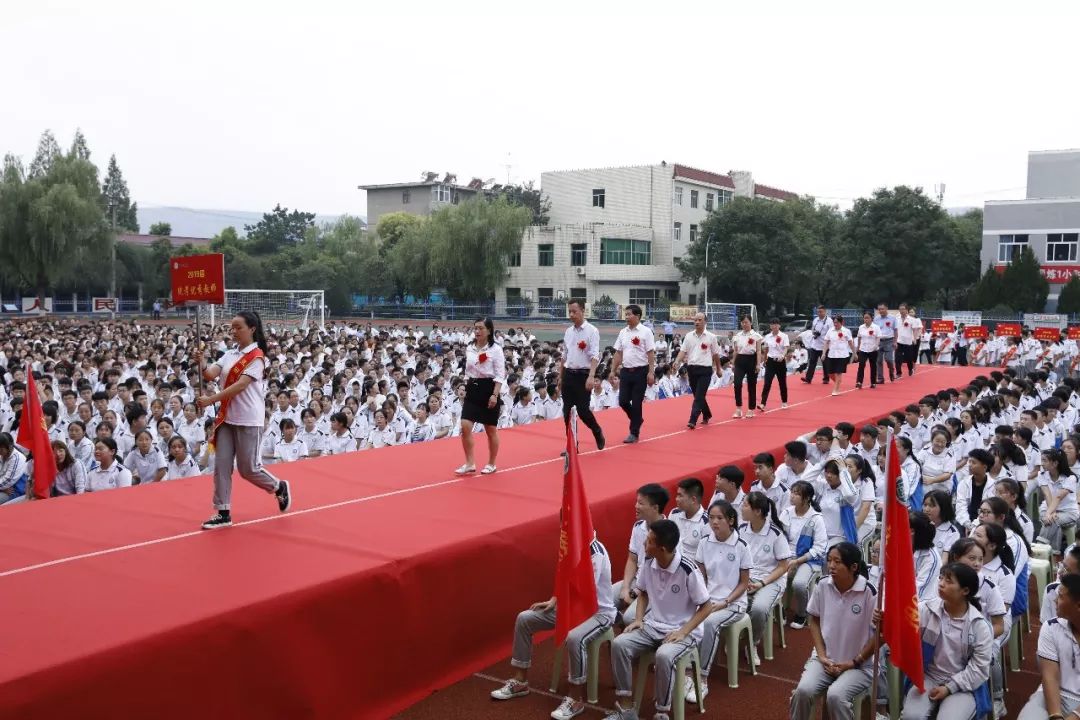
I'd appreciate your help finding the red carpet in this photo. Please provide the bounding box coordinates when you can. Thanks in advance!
[0,366,981,720]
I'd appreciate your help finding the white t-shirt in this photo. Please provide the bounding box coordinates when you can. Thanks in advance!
[166,454,201,480]
[212,344,266,426]
[669,506,708,559]
[738,521,793,582]
[695,530,752,609]
[273,438,309,463]
[1037,617,1080,699]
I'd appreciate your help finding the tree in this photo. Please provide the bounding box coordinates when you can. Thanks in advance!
[1001,245,1049,312]
[969,266,1007,310]
[101,154,139,232]
[489,181,551,225]
[1056,274,1080,315]
[244,204,315,255]
[925,209,982,309]
[376,212,421,255]
[0,150,109,303]
[69,129,91,161]
[27,130,61,179]
[149,222,172,236]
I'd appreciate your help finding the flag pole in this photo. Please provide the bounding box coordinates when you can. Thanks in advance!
[869,427,893,717]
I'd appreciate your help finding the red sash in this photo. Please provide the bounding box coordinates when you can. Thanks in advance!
[209,346,265,448]
[1001,346,1017,368]
[1071,354,1080,374]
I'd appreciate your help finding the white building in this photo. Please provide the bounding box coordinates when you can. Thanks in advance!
[501,162,797,310]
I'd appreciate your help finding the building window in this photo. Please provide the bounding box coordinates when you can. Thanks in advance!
[570,243,588,266]
[997,234,1029,263]
[690,190,699,209]
[505,288,521,304]
[402,190,411,204]
[570,287,586,302]
[689,224,698,243]
[673,222,682,242]
[432,185,451,203]
[600,238,651,265]
[629,288,660,306]
[719,190,733,206]
[1047,233,1079,263]
[705,193,714,212]
[538,244,554,267]
[538,288,554,303]
[673,187,683,205]
[688,293,697,306]
[592,188,605,208]
[508,251,521,267]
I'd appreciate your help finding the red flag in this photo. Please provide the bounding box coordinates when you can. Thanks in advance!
[19,366,59,500]
[881,433,925,692]
[553,421,599,646]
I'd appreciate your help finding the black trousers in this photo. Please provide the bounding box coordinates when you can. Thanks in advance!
[956,346,968,366]
[896,342,916,376]
[804,347,829,383]
[856,350,879,386]
[761,358,788,405]
[687,366,713,425]
[561,369,602,434]
[618,366,648,436]
[733,354,758,409]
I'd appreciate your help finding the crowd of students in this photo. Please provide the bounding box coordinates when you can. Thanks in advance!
[492,366,1080,720]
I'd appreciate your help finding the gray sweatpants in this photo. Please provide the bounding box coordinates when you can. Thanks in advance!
[787,564,818,619]
[748,578,785,648]
[901,686,976,720]
[611,623,698,713]
[698,606,745,675]
[1018,688,1080,719]
[213,423,280,510]
[1038,506,1079,552]
[790,658,872,720]
[510,606,613,684]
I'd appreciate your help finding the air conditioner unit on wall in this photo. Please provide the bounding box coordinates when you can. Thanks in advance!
[576,267,586,276]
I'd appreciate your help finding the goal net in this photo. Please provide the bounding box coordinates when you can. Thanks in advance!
[209,289,325,331]
[705,302,757,333]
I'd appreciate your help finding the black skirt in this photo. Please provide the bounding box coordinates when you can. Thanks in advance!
[825,356,850,375]
[462,378,502,426]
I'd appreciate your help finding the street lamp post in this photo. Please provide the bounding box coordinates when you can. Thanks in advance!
[109,203,117,318]
[703,233,715,306]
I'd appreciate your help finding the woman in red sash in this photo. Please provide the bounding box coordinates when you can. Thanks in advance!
[194,311,292,530]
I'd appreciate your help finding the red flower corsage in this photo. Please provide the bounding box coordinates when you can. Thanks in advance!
[577,340,587,350]
[775,336,782,344]
[478,353,487,363]
[700,343,707,350]
[869,329,874,336]
[748,338,754,345]
[904,322,909,327]
[631,337,641,346]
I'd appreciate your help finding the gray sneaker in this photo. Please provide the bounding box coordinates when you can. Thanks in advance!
[490,679,529,700]
[603,702,639,720]
[623,434,639,444]
[551,697,585,720]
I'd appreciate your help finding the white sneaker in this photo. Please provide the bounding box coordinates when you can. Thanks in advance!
[789,616,807,630]
[685,676,708,704]
[993,699,1007,719]
[781,403,788,409]
[745,644,761,666]
[745,411,755,419]
[551,697,585,720]
[490,679,529,700]
[831,391,839,396]
[732,409,743,418]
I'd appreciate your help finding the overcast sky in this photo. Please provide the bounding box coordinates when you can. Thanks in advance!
[4,0,1077,217]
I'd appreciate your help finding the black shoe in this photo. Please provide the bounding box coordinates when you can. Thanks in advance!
[594,430,606,450]
[201,511,232,530]
[623,434,638,444]
[687,422,696,430]
[800,378,812,384]
[276,480,292,513]
[702,416,711,425]
[855,382,862,389]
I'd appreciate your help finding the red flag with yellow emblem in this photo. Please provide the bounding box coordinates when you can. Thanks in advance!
[19,366,58,500]
[553,418,598,645]
[882,433,924,691]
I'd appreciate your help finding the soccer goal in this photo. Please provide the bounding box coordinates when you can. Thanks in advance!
[208,289,325,331]
[705,302,758,333]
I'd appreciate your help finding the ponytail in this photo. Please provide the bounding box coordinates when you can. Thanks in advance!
[746,490,785,534]
[237,310,270,378]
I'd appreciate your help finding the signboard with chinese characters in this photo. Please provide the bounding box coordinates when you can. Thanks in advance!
[1068,327,1080,340]
[996,264,1080,284]
[667,304,699,322]
[21,297,52,314]
[1023,313,1068,329]
[92,297,117,313]
[1034,327,1062,341]
[930,319,955,333]
[170,254,225,306]
[995,322,1022,337]
[963,326,988,339]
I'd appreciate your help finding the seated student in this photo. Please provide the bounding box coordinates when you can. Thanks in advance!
[86,437,133,492]
[776,440,821,488]
[67,420,94,470]
[710,465,747,511]
[613,483,670,626]
[124,428,167,485]
[669,477,708,559]
[948,538,1007,641]
[606,519,711,720]
[750,452,790,514]
[780,480,827,631]
[740,491,793,664]
[911,511,943,602]
[166,435,202,480]
[922,489,962,561]
[272,418,308,463]
[816,460,861,547]
[1018,573,1080,720]
[995,477,1035,544]
[408,402,435,443]
[1037,447,1079,558]
[296,408,326,458]
[510,386,534,426]
[789,542,879,720]
[0,432,29,505]
[901,563,994,720]
[362,409,397,450]
[325,411,356,455]
[1044,546,1080,623]
[691,498,751,704]
[490,535,616,720]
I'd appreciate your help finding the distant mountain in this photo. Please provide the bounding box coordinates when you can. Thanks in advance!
[137,207,360,239]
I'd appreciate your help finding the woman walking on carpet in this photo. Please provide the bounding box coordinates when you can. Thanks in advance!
[455,317,505,476]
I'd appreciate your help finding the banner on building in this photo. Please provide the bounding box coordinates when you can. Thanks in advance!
[930,319,955,333]
[21,297,52,314]
[1034,327,1063,341]
[964,326,988,339]
[1024,313,1068,329]
[92,297,117,313]
[995,322,1022,337]
[668,304,699,322]
[995,264,1080,284]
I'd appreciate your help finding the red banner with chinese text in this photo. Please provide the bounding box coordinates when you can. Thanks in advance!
[929,319,954,333]
[963,325,988,339]
[1034,327,1062,341]
[170,254,225,305]
[995,323,1022,337]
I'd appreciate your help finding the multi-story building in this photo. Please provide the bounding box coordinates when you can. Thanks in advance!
[502,162,796,309]
[359,173,483,228]
[982,149,1080,311]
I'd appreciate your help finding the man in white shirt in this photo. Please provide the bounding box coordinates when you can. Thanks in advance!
[894,303,921,378]
[873,303,897,383]
[801,305,831,386]
[610,304,655,443]
[668,478,708,558]
[673,313,722,430]
[559,300,606,450]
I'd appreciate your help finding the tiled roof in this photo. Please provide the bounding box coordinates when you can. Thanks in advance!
[753,183,799,201]
[671,163,798,200]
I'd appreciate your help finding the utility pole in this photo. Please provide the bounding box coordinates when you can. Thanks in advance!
[703,233,716,305]
[109,203,117,319]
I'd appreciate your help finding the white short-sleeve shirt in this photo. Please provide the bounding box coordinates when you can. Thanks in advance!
[166,454,202,480]
[614,324,655,369]
[1037,617,1080,698]
[695,531,752,609]
[669,506,708,559]
[807,575,878,668]
[213,344,266,427]
[633,549,710,638]
[738,521,793,582]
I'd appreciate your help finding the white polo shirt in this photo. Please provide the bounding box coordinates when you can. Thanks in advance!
[297,427,326,455]
[563,322,601,370]
[614,324,655,369]
[1038,470,1079,514]
[855,324,880,353]
[983,555,1016,607]
[764,331,790,361]
[212,343,266,427]
[978,574,1007,620]
[807,575,878,669]
[1037,617,1080,698]
[738,521,793,582]
[695,530,752,609]
[590,538,618,621]
[628,519,648,563]
[731,330,763,356]
[273,438,309,463]
[632,548,710,638]
[680,330,719,366]
[166,454,201,480]
[123,447,167,484]
[325,430,355,455]
[750,478,790,516]
[895,315,922,345]
[669,505,708,558]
